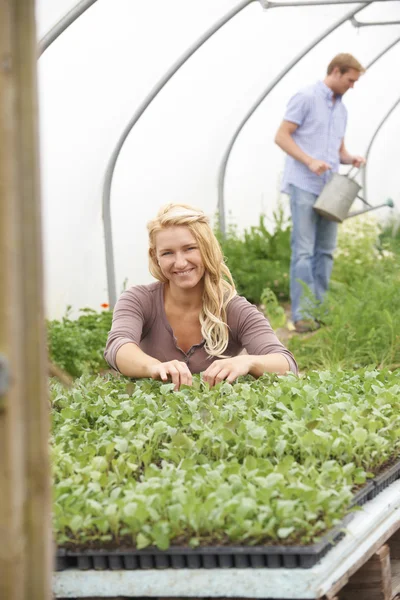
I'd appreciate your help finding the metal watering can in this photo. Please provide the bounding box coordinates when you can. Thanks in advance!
[313,167,394,223]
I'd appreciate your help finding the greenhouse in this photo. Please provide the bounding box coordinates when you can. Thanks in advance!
[1,0,400,599]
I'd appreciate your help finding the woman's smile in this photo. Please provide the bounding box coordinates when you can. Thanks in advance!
[174,268,195,276]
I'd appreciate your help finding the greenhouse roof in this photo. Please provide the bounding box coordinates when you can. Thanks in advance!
[36,0,400,316]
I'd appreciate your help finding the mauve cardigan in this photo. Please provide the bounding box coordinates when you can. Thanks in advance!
[104,282,298,375]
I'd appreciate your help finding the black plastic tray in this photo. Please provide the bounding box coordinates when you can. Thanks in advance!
[56,516,352,571]
[349,480,375,507]
[349,459,400,506]
[56,458,400,571]
[370,460,400,498]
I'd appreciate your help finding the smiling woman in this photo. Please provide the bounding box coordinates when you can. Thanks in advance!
[104,203,297,389]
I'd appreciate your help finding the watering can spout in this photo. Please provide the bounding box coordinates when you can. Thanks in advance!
[346,198,394,220]
[313,168,394,223]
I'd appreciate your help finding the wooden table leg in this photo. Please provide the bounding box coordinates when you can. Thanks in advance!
[338,544,392,600]
[389,530,400,599]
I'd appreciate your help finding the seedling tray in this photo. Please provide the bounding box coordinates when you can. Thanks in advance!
[56,516,353,571]
[370,460,400,498]
[56,459,400,572]
[348,459,400,505]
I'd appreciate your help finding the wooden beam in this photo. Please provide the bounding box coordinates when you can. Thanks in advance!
[325,520,400,599]
[13,2,53,597]
[0,3,27,598]
[390,529,400,598]
[0,1,52,599]
[338,544,392,600]
[389,530,400,561]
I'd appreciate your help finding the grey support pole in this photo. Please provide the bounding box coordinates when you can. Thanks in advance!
[365,35,400,70]
[261,0,389,4]
[351,16,400,27]
[102,0,255,308]
[36,0,395,305]
[347,35,400,199]
[38,0,98,56]
[362,97,400,205]
[217,2,369,236]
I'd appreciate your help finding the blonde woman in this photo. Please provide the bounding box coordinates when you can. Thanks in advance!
[104,203,297,389]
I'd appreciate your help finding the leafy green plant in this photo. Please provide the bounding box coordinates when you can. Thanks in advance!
[289,268,400,371]
[288,213,400,372]
[51,368,400,550]
[47,307,113,377]
[260,288,287,329]
[216,205,291,304]
[379,212,400,256]
[332,214,396,285]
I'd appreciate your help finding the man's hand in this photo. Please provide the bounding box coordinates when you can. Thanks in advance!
[307,159,331,176]
[148,360,192,390]
[202,355,253,388]
[351,155,366,168]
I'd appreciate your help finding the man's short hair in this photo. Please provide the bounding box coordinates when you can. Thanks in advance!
[327,53,365,75]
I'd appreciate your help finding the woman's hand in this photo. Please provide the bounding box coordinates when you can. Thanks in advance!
[148,360,192,390]
[202,355,252,387]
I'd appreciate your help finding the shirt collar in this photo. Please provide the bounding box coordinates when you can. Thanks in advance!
[316,80,342,102]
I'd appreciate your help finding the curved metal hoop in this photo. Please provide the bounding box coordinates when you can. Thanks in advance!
[102,0,255,307]
[37,0,398,305]
[366,36,400,71]
[346,35,400,202]
[217,2,372,237]
[362,97,400,203]
[351,16,400,27]
[103,0,393,305]
[38,0,98,56]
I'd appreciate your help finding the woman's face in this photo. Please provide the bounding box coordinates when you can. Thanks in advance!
[155,226,205,290]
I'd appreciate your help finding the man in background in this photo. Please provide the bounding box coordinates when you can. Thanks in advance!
[275,53,366,333]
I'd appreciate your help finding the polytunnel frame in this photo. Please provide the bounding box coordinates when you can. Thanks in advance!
[351,15,400,26]
[218,4,400,235]
[39,0,396,307]
[362,95,400,204]
[38,0,98,55]
[101,0,372,308]
[359,35,400,204]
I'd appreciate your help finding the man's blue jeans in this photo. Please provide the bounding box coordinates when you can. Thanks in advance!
[289,185,338,323]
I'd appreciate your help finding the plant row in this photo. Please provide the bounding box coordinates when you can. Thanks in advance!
[51,368,400,550]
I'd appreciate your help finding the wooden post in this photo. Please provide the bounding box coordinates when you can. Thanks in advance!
[0,4,27,598]
[0,1,52,599]
[389,530,400,598]
[339,544,392,600]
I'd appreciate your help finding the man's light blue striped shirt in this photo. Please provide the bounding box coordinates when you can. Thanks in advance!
[281,80,348,196]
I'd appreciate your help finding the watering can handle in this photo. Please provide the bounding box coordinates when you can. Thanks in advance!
[346,165,363,180]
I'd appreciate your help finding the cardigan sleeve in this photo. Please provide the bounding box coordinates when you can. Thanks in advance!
[104,286,152,371]
[227,295,298,375]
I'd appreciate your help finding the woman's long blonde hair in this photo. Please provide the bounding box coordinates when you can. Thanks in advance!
[147,203,236,357]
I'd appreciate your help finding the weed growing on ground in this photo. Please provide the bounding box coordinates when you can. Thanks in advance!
[289,215,400,371]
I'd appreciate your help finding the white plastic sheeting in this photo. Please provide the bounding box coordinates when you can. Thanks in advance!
[36,0,400,318]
